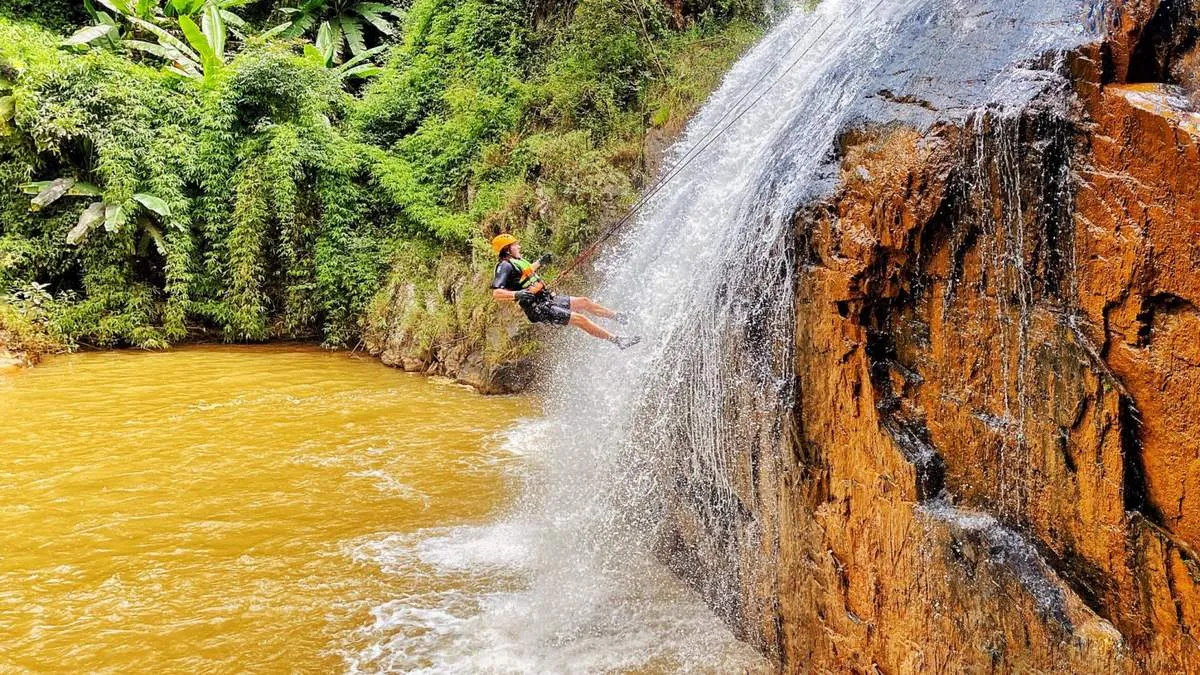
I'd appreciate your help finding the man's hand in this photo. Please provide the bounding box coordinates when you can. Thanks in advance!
[514,290,536,303]
[536,253,552,267]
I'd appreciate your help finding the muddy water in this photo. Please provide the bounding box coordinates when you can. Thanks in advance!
[0,346,764,673]
[0,346,525,673]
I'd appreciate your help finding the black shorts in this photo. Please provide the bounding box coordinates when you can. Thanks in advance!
[520,294,573,326]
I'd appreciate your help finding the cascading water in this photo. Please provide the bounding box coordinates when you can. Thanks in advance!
[351,0,1098,670]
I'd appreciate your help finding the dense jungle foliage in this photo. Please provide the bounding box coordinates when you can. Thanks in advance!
[0,0,763,361]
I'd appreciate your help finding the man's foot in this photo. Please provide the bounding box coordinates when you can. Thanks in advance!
[614,311,631,325]
[611,335,642,350]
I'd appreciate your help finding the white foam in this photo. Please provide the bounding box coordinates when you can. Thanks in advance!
[343,520,768,674]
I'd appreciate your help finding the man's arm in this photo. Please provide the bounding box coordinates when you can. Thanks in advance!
[493,288,517,302]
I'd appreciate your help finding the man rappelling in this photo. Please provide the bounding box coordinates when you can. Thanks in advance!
[489,234,641,349]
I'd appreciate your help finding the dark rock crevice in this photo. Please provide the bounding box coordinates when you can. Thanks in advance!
[1127,0,1200,82]
[1120,393,1163,521]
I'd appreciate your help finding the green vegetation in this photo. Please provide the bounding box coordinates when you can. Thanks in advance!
[279,0,405,62]
[0,0,762,364]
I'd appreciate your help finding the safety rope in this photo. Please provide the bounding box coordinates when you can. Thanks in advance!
[551,0,888,284]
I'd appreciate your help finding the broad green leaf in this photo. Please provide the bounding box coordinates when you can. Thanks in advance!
[315,21,335,65]
[144,223,168,255]
[62,24,116,46]
[329,21,346,60]
[179,15,219,74]
[132,193,171,217]
[284,12,315,38]
[68,202,106,244]
[95,8,120,48]
[104,203,127,232]
[261,21,292,39]
[128,16,200,62]
[354,2,399,15]
[353,4,396,36]
[30,178,76,211]
[165,65,199,79]
[170,0,206,14]
[19,181,55,195]
[340,64,383,80]
[336,43,385,71]
[135,0,154,18]
[302,43,322,63]
[340,16,365,56]
[0,96,13,123]
[219,9,246,28]
[66,182,102,197]
[125,38,191,66]
[201,4,225,61]
[127,41,203,79]
[96,0,133,16]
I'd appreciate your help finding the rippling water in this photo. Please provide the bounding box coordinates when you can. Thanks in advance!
[0,346,762,673]
[0,346,524,672]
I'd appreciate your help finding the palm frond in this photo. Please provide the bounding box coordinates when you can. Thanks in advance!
[128,16,200,62]
[352,4,396,36]
[339,16,366,57]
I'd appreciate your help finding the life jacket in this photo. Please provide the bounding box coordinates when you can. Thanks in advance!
[506,257,546,295]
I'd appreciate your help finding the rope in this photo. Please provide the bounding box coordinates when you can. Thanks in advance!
[552,0,888,284]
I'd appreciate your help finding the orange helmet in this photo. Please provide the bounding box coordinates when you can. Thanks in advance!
[490,233,517,256]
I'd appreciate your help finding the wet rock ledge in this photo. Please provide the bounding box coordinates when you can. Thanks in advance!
[662,0,1200,671]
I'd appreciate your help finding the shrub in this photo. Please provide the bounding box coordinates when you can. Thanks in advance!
[0,282,69,360]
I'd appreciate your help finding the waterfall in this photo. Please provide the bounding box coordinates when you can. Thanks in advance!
[519,0,1090,644]
[355,0,1097,670]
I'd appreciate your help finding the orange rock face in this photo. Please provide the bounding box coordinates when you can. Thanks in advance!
[659,2,1200,671]
[1077,83,1200,547]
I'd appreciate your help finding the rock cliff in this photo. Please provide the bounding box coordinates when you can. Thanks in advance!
[661,0,1200,671]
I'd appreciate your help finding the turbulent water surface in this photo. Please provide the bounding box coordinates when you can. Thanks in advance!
[0,346,761,673]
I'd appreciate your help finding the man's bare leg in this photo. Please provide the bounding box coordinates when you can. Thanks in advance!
[569,296,617,319]
[568,312,616,341]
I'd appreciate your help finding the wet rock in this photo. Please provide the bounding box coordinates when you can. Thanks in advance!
[1076,82,1200,548]
[664,0,1200,670]
[0,347,25,370]
[0,330,33,369]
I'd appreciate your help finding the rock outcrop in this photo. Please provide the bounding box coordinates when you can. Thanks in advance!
[662,0,1200,671]
[363,253,537,394]
[0,347,25,370]
[0,326,33,370]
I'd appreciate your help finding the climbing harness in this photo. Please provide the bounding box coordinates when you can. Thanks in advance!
[551,0,889,284]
